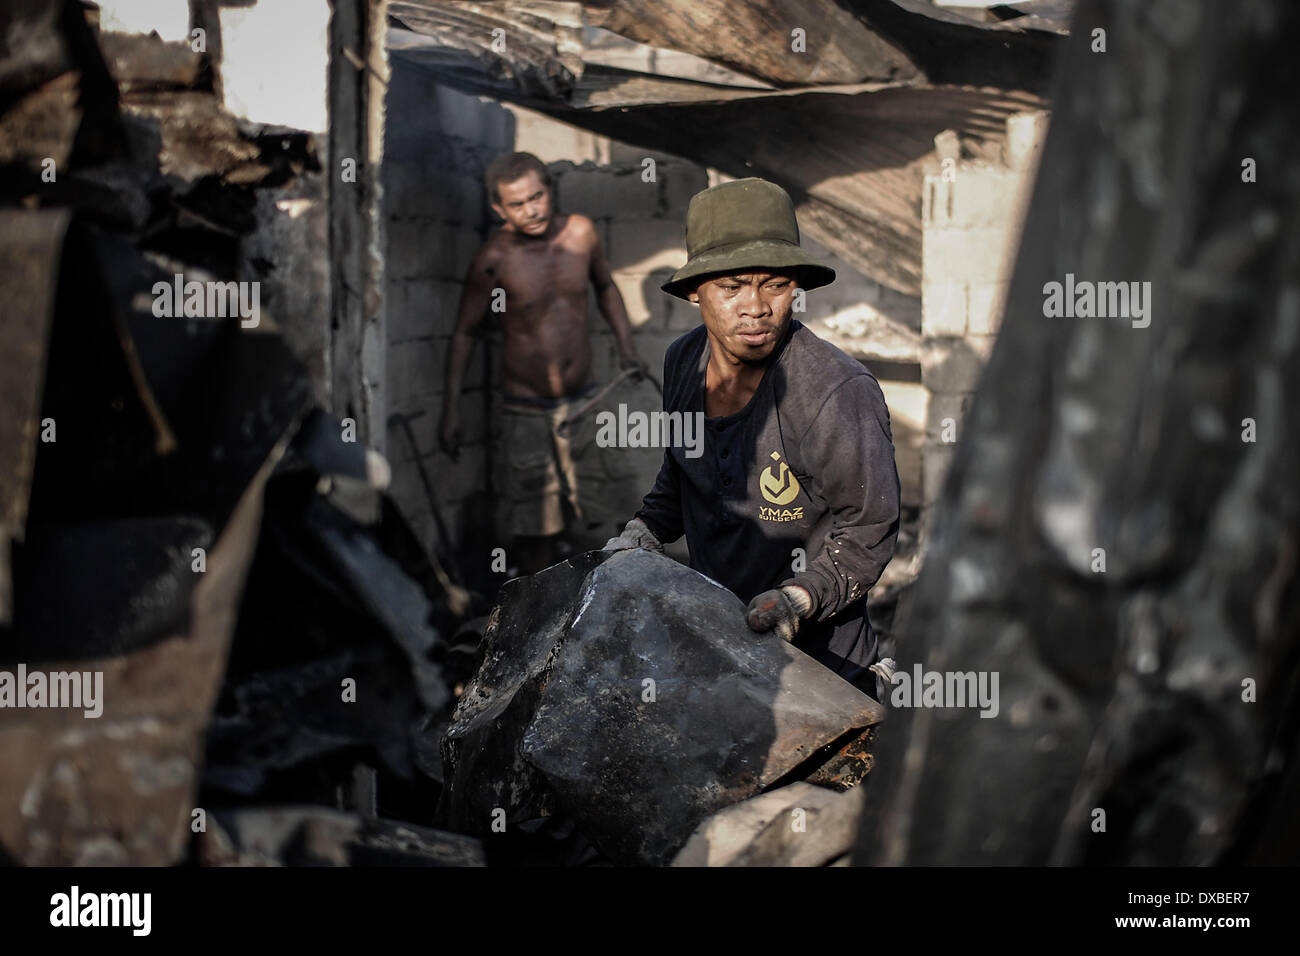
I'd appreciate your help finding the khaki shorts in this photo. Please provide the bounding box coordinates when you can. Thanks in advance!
[494,392,617,538]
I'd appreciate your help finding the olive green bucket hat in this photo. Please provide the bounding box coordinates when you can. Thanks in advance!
[661,177,835,300]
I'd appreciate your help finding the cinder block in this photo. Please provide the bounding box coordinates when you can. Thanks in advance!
[393,388,488,466]
[893,428,922,509]
[968,281,1009,335]
[922,277,968,337]
[383,160,422,206]
[922,337,988,395]
[433,85,496,143]
[388,337,486,413]
[921,442,955,507]
[608,141,681,167]
[922,174,955,227]
[387,220,480,282]
[925,391,972,442]
[386,218,429,279]
[588,334,620,384]
[555,166,659,221]
[387,476,433,536]
[387,278,464,341]
[949,167,1024,229]
[923,225,1017,284]
[658,162,709,215]
[386,163,482,223]
[967,333,997,362]
[611,270,674,329]
[608,218,686,274]
[878,380,927,435]
[429,444,489,502]
[633,329,690,383]
[386,403,439,462]
[432,221,484,282]
[505,103,604,164]
[1005,110,1050,172]
[606,170,663,221]
[429,170,487,224]
[387,338,442,409]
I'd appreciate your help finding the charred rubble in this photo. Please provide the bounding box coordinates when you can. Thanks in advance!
[0,0,898,870]
[0,0,470,867]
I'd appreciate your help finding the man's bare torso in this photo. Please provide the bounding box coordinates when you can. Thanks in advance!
[480,213,595,400]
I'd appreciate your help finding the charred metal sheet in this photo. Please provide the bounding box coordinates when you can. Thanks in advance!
[8,517,212,664]
[313,514,449,712]
[521,549,883,864]
[204,806,486,866]
[0,435,296,865]
[440,548,883,865]
[202,646,426,795]
[562,84,1043,295]
[0,210,69,536]
[202,415,452,797]
[387,1,1055,295]
[390,0,1062,100]
[585,0,922,87]
[24,229,311,534]
[437,551,608,833]
[0,209,69,625]
[0,217,312,863]
[389,1,586,102]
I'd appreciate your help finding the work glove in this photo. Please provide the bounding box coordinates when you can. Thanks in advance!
[602,517,663,554]
[745,585,814,643]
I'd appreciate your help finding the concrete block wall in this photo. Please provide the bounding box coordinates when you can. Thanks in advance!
[920,110,1048,509]
[382,70,512,555]
[511,112,707,561]
[381,76,934,574]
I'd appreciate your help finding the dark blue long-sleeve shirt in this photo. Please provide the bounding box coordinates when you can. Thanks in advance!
[635,320,901,678]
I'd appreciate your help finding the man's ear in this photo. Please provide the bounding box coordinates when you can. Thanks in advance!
[489,202,505,221]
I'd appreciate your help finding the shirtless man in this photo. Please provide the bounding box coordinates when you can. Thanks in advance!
[440,152,645,574]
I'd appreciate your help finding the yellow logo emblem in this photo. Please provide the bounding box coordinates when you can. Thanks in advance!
[759,451,801,506]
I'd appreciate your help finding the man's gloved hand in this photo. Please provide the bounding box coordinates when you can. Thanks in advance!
[602,517,664,554]
[745,585,814,643]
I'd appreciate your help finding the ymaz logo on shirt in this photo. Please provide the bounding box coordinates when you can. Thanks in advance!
[759,451,801,506]
[759,505,804,522]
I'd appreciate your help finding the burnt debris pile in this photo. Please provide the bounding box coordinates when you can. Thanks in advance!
[438,549,883,866]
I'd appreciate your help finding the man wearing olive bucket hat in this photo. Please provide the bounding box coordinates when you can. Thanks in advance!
[604,178,900,691]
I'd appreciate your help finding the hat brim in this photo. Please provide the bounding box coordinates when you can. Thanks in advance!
[660,239,836,300]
